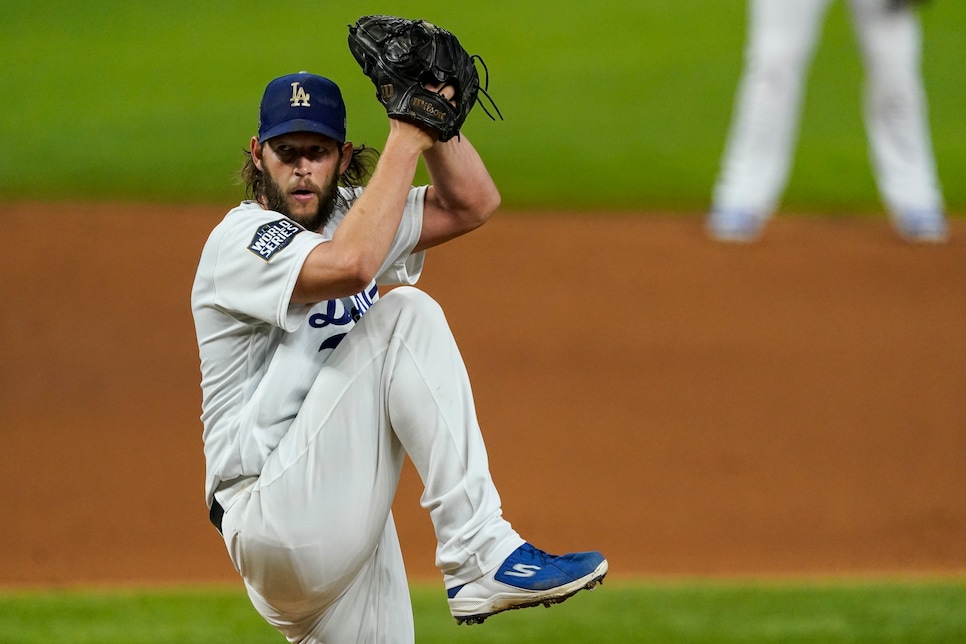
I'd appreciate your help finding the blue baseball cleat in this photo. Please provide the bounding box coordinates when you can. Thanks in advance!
[447,543,608,625]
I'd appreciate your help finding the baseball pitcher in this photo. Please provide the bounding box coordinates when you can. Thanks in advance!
[190,16,607,643]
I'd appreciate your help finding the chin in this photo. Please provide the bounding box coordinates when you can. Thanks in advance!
[286,199,316,216]
[289,201,315,216]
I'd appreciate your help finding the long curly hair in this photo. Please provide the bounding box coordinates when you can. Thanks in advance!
[240,143,379,211]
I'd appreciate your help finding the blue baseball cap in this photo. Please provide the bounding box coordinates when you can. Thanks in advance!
[257,72,347,143]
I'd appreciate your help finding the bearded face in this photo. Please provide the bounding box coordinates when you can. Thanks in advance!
[255,133,346,232]
[261,163,341,232]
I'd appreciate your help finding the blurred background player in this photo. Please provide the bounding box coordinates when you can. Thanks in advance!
[707,0,947,243]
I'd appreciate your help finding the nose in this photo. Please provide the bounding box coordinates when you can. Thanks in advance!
[293,155,311,176]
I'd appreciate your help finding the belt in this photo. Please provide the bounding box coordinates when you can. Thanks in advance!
[209,498,225,535]
[209,476,254,536]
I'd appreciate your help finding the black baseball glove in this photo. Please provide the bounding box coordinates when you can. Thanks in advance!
[347,15,499,142]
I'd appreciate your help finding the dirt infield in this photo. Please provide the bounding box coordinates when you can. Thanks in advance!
[2,202,964,587]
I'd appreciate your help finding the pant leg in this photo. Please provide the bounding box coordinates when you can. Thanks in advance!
[377,289,523,585]
[712,0,831,217]
[221,287,521,641]
[306,513,414,643]
[847,0,944,215]
[239,512,414,644]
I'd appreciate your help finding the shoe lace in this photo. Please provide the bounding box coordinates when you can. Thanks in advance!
[520,542,554,564]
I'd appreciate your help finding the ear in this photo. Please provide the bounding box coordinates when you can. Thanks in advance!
[339,142,354,174]
[250,136,264,170]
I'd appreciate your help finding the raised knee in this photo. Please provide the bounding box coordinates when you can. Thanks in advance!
[382,285,433,307]
[378,286,445,322]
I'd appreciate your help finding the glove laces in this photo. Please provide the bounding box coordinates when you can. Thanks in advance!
[472,55,503,122]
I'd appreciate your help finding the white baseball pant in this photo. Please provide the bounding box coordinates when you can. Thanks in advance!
[217,287,523,643]
[712,0,944,218]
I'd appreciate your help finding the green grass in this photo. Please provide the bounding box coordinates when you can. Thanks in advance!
[0,1,963,212]
[1,579,964,643]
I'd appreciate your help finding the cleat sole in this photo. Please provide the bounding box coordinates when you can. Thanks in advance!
[453,569,607,626]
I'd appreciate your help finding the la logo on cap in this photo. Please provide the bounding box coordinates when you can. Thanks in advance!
[258,72,347,143]
[290,82,311,107]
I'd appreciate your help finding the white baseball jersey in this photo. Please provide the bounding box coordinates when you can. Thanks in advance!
[191,186,426,508]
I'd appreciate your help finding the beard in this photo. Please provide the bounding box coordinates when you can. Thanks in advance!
[262,168,341,232]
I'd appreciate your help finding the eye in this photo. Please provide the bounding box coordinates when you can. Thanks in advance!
[272,144,298,163]
[268,139,335,164]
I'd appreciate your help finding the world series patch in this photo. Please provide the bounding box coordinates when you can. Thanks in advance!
[248,219,304,261]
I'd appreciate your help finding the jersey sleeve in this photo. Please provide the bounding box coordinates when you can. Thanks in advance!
[206,205,324,331]
[375,185,427,286]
